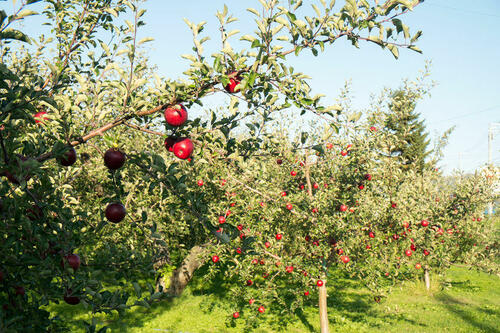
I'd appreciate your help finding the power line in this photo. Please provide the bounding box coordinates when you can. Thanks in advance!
[425,2,500,18]
[436,105,500,122]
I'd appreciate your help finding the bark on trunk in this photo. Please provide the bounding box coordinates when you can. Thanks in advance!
[155,244,208,296]
[424,267,430,291]
[319,283,329,333]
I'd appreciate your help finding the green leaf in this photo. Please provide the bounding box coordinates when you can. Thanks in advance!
[0,29,30,43]
[16,9,38,19]
[387,44,399,59]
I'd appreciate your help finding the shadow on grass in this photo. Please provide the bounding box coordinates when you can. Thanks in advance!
[434,294,500,333]
[326,277,422,330]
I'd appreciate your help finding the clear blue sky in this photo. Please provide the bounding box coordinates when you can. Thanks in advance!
[4,0,500,174]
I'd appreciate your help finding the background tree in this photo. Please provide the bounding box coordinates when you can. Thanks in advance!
[380,82,433,172]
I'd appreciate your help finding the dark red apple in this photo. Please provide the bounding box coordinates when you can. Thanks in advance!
[0,270,4,282]
[105,202,126,223]
[164,104,188,127]
[14,286,25,296]
[64,289,80,305]
[61,254,80,271]
[164,137,177,152]
[365,173,372,181]
[246,280,253,286]
[104,148,126,170]
[173,138,193,160]
[27,205,43,221]
[58,147,77,167]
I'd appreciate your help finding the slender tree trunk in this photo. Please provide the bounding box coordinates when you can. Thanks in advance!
[155,244,208,296]
[424,267,430,291]
[319,283,329,333]
[305,160,329,332]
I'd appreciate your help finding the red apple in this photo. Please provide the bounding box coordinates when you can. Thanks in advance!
[104,148,126,170]
[312,208,318,213]
[218,216,226,224]
[275,233,282,240]
[316,280,324,287]
[265,241,270,248]
[197,179,204,186]
[232,312,240,319]
[405,249,412,257]
[285,266,294,273]
[415,263,422,269]
[58,147,77,167]
[286,203,293,210]
[304,291,310,296]
[358,184,365,190]
[34,111,48,124]
[164,104,188,127]
[340,255,350,264]
[276,159,283,165]
[280,191,287,197]
[421,220,429,227]
[423,249,430,256]
[173,138,193,160]
[365,174,372,181]
[313,183,319,189]
[326,143,333,149]
[370,126,377,132]
[246,280,253,286]
[249,298,255,305]
[236,248,242,254]
[224,72,242,93]
[340,204,348,212]
[212,255,219,263]
[369,232,375,238]
[340,150,348,156]
[290,170,297,176]
[258,306,265,313]
[105,202,126,223]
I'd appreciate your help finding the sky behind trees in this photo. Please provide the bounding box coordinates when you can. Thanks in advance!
[4,0,499,174]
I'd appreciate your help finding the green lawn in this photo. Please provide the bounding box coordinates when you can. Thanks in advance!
[49,265,500,332]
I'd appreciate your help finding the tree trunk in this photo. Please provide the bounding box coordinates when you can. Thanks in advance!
[319,283,329,333]
[424,267,430,291]
[155,244,208,296]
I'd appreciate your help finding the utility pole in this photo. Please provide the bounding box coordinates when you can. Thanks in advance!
[487,123,500,215]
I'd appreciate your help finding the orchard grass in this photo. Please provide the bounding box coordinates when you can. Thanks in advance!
[48,264,500,332]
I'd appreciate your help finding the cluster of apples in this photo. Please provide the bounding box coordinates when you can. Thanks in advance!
[103,148,127,223]
[163,104,193,160]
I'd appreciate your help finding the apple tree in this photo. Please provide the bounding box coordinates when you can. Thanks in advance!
[1,0,427,331]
